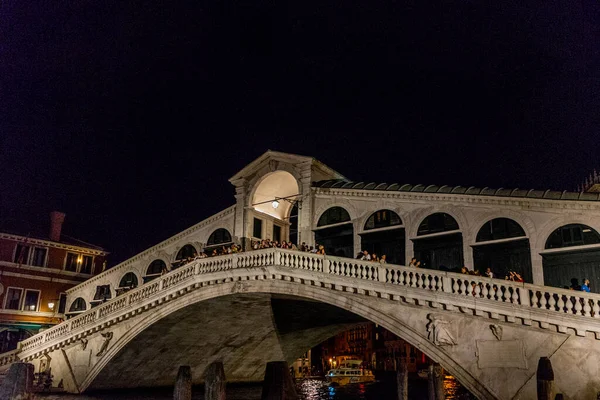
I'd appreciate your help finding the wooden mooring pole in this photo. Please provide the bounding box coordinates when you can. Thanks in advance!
[174,365,192,400]
[204,361,226,400]
[261,361,298,400]
[537,357,554,400]
[396,359,408,400]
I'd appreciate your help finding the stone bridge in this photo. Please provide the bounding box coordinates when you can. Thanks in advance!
[4,249,600,399]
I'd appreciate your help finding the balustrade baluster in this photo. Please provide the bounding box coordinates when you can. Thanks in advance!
[556,296,565,313]
[474,283,481,298]
[548,294,556,311]
[512,288,519,304]
[481,284,489,299]
[592,300,600,318]
[416,273,422,289]
[575,297,583,315]
[452,279,459,294]
[459,280,467,295]
[583,298,592,317]
[539,292,547,309]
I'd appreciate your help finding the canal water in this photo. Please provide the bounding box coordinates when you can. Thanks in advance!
[36,376,476,400]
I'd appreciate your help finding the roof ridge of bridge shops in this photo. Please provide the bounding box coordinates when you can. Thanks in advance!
[311,179,600,202]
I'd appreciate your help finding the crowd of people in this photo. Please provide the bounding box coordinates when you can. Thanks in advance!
[168,243,594,294]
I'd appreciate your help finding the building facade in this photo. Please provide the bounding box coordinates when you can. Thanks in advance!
[0,212,108,352]
[64,150,600,316]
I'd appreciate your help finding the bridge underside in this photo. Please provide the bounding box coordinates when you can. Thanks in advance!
[89,293,365,390]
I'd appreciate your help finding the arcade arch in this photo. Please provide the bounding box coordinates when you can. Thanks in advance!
[145,259,166,283]
[472,218,532,282]
[314,206,354,257]
[413,213,463,271]
[542,224,600,292]
[359,210,405,264]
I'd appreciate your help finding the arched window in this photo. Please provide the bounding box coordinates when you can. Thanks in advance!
[146,259,166,276]
[364,210,402,231]
[317,207,351,227]
[476,218,526,242]
[545,224,600,249]
[119,272,138,288]
[207,229,232,246]
[176,244,198,260]
[417,213,459,236]
[69,297,87,313]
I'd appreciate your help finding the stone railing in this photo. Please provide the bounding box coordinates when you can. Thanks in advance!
[14,248,600,356]
[0,349,19,369]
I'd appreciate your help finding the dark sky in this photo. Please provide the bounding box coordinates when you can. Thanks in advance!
[1,1,599,265]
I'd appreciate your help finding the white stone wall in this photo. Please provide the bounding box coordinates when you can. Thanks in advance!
[311,189,600,284]
[65,206,236,309]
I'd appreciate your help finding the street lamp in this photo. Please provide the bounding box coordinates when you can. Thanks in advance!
[272,200,280,209]
[48,302,55,310]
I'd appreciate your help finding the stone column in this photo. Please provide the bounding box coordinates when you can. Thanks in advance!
[537,357,554,400]
[0,363,34,400]
[462,237,474,270]
[261,361,298,400]
[174,365,192,400]
[396,359,408,400]
[297,164,313,247]
[531,248,545,285]
[204,361,226,400]
[231,178,248,250]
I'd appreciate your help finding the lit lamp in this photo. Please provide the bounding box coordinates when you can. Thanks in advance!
[271,200,280,209]
[29,305,36,311]
[48,302,55,310]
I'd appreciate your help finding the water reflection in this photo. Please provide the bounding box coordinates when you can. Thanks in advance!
[37,376,475,400]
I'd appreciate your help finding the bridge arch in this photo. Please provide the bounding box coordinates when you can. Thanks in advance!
[79,279,495,399]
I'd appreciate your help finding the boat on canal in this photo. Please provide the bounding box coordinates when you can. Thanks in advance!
[326,359,375,386]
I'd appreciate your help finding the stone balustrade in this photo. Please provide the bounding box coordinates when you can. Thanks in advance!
[13,248,600,359]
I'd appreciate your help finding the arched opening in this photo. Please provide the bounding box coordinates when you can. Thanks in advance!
[66,297,87,318]
[119,272,138,289]
[144,259,166,283]
[413,213,463,270]
[542,224,600,292]
[207,228,232,247]
[314,207,353,257]
[473,218,532,282]
[251,171,300,220]
[360,210,405,264]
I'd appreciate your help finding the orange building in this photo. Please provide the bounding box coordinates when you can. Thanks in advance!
[0,211,108,352]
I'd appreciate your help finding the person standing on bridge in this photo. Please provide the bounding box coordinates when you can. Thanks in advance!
[582,279,591,292]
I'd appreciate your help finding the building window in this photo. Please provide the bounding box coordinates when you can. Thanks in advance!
[545,224,600,249]
[317,207,351,227]
[175,244,198,261]
[64,253,78,272]
[207,229,232,246]
[417,213,459,236]
[119,272,138,289]
[80,255,93,274]
[273,225,281,242]
[13,244,30,264]
[476,218,526,242]
[31,247,48,267]
[23,290,40,311]
[4,288,23,310]
[58,293,67,314]
[364,210,402,231]
[69,297,87,313]
[253,218,263,239]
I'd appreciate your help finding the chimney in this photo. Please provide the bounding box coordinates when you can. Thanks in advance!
[49,211,66,242]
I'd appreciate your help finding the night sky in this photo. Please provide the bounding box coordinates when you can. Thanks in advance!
[1,1,599,265]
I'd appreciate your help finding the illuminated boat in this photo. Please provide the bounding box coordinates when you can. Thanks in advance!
[326,359,375,386]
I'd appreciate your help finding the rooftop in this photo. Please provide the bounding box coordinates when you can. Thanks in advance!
[312,180,600,201]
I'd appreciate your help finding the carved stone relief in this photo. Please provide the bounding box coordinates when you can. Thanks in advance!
[96,332,113,357]
[490,324,503,341]
[427,314,457,346]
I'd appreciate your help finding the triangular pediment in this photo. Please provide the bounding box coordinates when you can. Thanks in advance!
[229,150,346,183]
